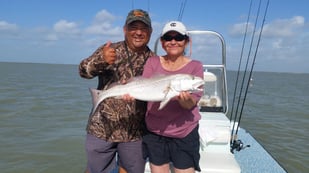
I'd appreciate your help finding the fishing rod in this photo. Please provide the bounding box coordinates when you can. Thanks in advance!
[231,0,262,142]
[231,0,270,153]
[178,0,187,21]
[231,0,262,152]
[230,0,253,141]
[130,0,150,12]
[236,0,270,133]
[131,0,134,9]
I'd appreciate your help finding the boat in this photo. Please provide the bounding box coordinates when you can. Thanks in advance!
[142,30,287,173]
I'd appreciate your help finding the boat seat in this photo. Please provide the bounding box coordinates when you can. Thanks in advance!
[199,113,231,147]
[198,112,240,173]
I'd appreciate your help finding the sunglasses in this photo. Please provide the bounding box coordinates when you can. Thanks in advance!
[161,34,187,41]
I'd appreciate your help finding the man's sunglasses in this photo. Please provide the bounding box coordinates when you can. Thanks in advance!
[161,34,187,41]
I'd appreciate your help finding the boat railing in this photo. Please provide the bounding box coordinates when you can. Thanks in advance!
[189,31,228,114]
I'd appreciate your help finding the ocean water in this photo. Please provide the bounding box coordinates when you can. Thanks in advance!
[0,62,308,173]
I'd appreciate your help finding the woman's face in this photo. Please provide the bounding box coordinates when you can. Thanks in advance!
[161,31,188,57]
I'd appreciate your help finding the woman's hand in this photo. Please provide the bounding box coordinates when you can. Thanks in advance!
[177,91,197,109]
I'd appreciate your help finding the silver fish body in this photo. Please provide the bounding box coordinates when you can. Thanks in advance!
[89,74,204,112]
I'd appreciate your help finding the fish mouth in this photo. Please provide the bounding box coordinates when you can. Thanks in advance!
[192,81,205,91]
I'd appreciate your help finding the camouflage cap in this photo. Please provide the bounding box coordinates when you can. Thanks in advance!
[125,9,151,27]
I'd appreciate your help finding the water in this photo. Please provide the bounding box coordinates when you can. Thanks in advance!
[0,62,308,173]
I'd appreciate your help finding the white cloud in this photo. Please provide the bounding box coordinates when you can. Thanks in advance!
[85,9,122,35]
[263,16,305,37]
[262,16,307,51]
[225,16,309,73]
[254,16,308,73]
[0,21,18,31]
[53,20,80,34]
[94,9,116,24]
[45,33,58,41]
[0,21,19,38]
[229,22,254,37]
[228,16,305,38]
[85,24,122,35]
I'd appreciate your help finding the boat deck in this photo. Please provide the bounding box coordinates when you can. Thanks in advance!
[234,128,287,173]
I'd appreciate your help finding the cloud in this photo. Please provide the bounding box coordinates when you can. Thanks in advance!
[94,9,116,24]
[85,9,122,35]
[37,19,82,42]
[228,16,305,38]
[53,19,80,34]
[254,16,308,73]
[262,16,305,37]
[0,21,19,38]
[261,16,307,50]
[228,22,254,37]
[0,20,18,31]
[45,33,58,41]
[225,16,309,73]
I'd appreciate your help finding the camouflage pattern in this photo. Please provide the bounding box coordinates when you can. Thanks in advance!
[79,41,155,142]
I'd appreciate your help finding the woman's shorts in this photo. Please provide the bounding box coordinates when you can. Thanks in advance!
[142,125,201,171]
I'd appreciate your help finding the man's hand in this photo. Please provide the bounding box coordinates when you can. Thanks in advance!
[103,41,116,64]
[122,94,135,102]
[120,80,135,102]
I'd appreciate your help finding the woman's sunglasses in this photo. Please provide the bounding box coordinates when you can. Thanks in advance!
[161,34,187,41]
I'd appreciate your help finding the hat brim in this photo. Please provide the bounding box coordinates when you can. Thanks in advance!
[126,18,151,27]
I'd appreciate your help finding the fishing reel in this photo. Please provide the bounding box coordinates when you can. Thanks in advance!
[230,139,250,153]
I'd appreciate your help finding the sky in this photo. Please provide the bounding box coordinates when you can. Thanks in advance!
[0,0,308,73]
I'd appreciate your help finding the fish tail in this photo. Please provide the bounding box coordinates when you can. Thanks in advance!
[89,88,107,113]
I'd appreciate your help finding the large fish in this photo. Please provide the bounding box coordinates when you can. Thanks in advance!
[89,74,204,113]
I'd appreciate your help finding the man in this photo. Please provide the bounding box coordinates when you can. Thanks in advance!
[79,9,154,173]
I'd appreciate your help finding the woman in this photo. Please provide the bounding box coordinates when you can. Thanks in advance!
[142,21,203,173]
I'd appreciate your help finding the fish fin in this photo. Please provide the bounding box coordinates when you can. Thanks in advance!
[159,86,176,110]
[159,97,172,110]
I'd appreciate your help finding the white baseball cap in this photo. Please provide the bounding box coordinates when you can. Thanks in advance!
[161,21,188,36]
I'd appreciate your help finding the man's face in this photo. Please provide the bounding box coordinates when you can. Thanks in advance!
[124,21,152,51]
